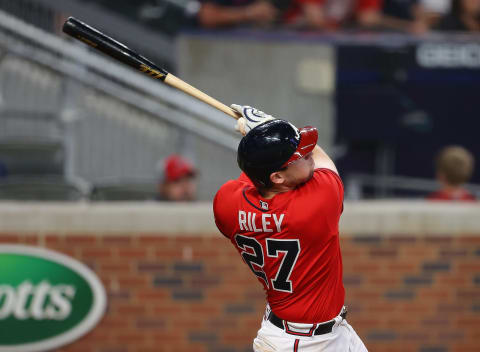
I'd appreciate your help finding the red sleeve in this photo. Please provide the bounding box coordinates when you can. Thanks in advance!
[213,173,249,233]
[213,179,244,239]
[356,0,382,11]
[213,190,230,238]
[291,169,344,235]
[316,168,344,215]
[299,168,344,218]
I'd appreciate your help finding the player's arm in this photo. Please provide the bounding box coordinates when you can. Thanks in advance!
[312,145,338,174]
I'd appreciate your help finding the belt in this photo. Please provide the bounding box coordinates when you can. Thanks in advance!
[268,308,347,336]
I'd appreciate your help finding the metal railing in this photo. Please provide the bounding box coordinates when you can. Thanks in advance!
[345,173,480,200]
[0,10,239,200]
[0,0,175,70]
[0,10,237,145]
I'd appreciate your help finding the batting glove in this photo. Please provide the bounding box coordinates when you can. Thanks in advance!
[231,104,276,136]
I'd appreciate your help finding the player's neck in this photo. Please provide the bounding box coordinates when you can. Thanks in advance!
[259,184,295,199]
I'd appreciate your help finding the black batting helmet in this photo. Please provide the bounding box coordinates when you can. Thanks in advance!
[237,120,318,188]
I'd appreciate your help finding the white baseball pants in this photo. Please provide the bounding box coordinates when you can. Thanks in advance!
[253,310,368,352]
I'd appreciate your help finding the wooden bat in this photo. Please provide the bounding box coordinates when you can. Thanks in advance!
[62,17,241,120]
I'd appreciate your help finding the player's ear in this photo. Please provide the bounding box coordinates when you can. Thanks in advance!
[270,171,286,186]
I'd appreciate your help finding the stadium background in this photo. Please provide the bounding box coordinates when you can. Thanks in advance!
[0,0,479,351]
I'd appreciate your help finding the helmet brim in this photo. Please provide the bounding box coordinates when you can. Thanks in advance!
[281,126,318,167]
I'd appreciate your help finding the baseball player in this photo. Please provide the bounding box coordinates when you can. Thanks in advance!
[213,105,368,352]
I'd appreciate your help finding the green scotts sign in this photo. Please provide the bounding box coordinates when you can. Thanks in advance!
[0,245,107,352]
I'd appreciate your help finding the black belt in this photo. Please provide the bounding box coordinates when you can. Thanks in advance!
[268,309,347,336]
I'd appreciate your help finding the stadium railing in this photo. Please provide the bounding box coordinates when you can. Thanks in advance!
[0,10,240,200]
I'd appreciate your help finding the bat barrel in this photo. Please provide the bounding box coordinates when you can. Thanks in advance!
[62,17,241,119]
[63,17,168,80]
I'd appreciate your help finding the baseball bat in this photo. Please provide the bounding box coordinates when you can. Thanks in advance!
[62,17,241,120]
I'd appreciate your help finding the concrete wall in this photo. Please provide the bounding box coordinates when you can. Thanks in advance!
[0,201,479,352]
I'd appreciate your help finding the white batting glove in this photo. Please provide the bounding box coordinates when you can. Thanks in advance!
[231,104,276,136]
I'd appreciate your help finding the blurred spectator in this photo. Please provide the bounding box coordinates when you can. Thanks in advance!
[197,0,278,28]
[285,0,450,33]
[383,0,421,20]
[436,0,480,31]
[280,0,385,30]
[427,146,476,201]
[196,0,384,30]
[380,0,431,33]
[420,0,452,26]
[156,154,198,201]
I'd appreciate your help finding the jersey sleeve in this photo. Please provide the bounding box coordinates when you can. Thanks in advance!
[213,186,231,239]
[318,168,344,214]
[303,168,344,217]
[213,178,245,239]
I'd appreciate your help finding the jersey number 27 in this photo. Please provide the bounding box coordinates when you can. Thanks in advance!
[234,234,300,293]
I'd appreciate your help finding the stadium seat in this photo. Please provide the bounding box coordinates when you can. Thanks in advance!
[0,139,64,176]
[0,176,87,201]
[90,182,157,201]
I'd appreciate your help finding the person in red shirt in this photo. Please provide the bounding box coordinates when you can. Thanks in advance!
[284,0,432,33]
[213,105,367,351]
[197,0,278,28]
[156,155,198,201]
[283,0,383,30]
[197,0,383,31]
[427,145,476,202]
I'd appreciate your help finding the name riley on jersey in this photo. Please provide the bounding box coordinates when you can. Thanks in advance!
[238,211,284,233]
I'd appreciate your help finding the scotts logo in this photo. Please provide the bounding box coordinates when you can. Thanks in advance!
[0,245,107,352]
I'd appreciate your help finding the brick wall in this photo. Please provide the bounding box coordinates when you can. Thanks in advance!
[0,202,479,352]
[1,232,479,352]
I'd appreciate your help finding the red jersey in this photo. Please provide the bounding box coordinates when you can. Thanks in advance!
[213,168,345,323]
[427,189,476,202]
[284,0,382,28]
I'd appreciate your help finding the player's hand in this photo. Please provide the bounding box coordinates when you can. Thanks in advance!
[231,104,276,136]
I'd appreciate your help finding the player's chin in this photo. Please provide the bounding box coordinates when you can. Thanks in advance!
[299,170,314,185]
